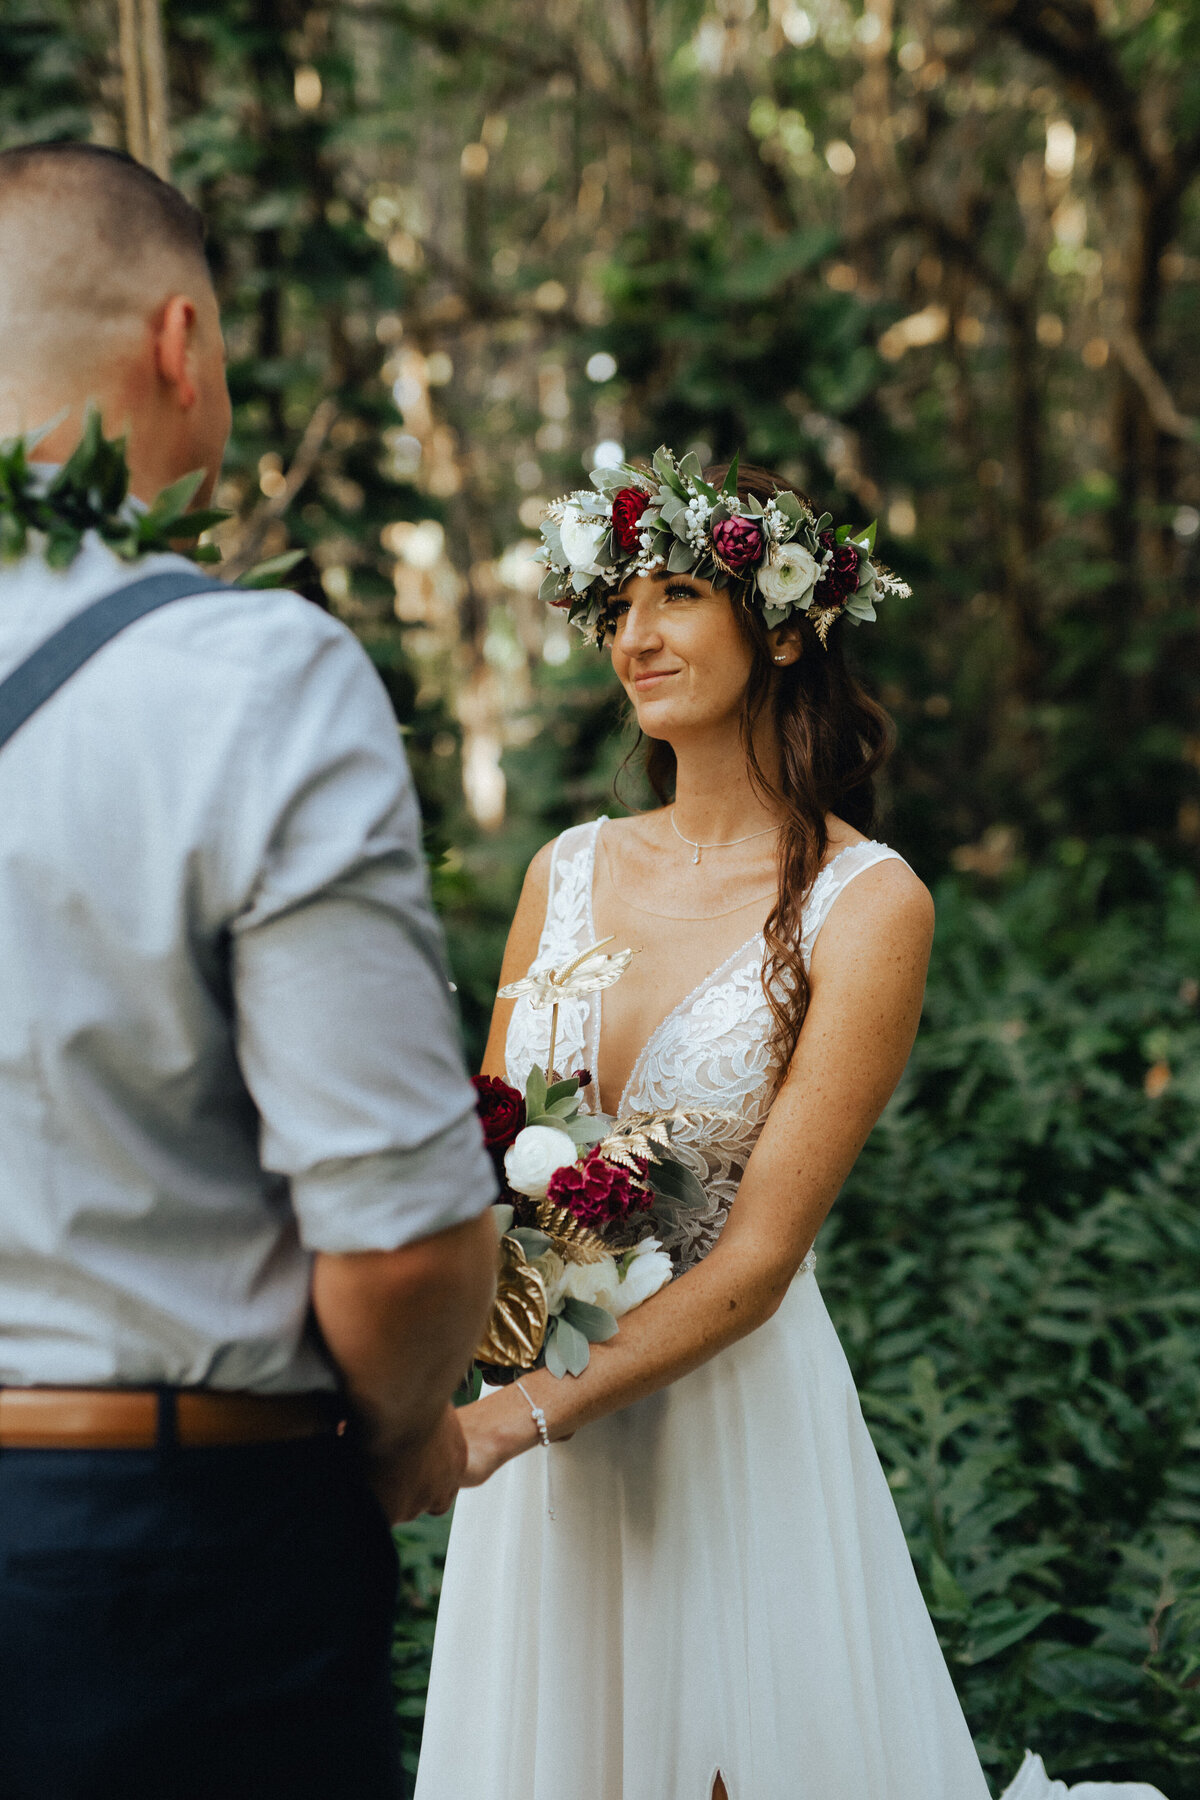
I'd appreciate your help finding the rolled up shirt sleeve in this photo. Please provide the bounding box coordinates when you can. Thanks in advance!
[224,599,496,1252]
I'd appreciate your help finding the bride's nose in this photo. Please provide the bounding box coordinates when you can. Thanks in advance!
[613,594,663,657]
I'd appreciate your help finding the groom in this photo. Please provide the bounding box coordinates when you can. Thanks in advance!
[0,142,496,1798]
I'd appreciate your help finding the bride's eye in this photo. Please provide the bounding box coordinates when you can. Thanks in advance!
[663,581,698,602]
[602,601,629,642]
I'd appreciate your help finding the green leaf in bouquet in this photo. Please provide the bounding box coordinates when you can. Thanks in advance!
[538,569,562,602]
[649,1155,708,1210]
[563,1114,610,1147]
[508,1227,552,1259]
[721,452,740,496]
[561,1297,619,1342]
[544,1077,581,1109]
[543,1317,567,1378]
[541,1093,580,1119]
[525,1065,548,1117]
[552,1315,591,1376]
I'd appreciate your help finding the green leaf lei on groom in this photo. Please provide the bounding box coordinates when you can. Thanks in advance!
[0,404,231,572]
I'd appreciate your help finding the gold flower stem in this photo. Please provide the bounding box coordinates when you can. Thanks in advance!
[547,1001,560,1082]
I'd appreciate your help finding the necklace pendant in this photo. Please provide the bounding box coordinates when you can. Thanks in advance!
[692,846,701,865]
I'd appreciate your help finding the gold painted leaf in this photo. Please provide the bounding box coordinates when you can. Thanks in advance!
[533,1199,615,1263]
[475,1235,549,1369]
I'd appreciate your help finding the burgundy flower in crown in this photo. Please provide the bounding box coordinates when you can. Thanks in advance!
[813,529,862,609]
[547,1147,652,1230]
[611,487,651,553]
[711,512,766,574]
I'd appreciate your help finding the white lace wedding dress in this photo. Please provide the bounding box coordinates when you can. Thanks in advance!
[415,820,993,1800]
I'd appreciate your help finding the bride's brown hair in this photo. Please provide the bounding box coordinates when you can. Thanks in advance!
[621,461,894,1079]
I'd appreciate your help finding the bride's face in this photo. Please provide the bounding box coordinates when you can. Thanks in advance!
[606,570,756,738]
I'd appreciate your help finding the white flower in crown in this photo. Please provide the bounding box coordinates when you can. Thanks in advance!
[756,541,820,610]
[499,936,635,1008]
[558,502,608,575]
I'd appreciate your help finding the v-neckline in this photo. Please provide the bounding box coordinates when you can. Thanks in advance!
[586,822,864,1119]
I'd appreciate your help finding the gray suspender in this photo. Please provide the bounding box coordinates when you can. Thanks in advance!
[0,570,227,753]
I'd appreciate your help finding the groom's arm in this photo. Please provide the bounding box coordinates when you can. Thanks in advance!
[313,1214,497,1518]
[212,597,498,1515]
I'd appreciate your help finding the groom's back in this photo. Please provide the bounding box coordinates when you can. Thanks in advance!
[0,530,462,1394]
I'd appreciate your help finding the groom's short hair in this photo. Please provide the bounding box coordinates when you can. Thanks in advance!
[0,141,207,272]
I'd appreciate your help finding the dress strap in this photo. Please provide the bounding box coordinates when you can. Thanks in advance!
[801,840,907,960]
[539,816,607,968]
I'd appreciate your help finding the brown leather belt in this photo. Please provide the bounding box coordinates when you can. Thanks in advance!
[0,1387,342,1450]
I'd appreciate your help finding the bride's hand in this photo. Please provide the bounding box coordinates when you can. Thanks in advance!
[457,1390,542,1486]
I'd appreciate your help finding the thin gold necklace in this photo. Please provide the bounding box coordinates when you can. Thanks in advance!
[669,805,780,866]
[598,839,776,922]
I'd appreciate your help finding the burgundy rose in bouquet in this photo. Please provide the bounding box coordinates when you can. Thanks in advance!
[472,1074,525,1182]
[711,512,766,574]
[611,486,650,553]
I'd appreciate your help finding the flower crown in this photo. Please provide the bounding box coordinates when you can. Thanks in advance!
[537,447,911,648]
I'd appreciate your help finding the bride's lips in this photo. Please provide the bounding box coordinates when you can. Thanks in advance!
[632,667,680,691]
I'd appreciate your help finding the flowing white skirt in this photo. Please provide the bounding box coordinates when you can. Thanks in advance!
[415,1269,993,1800]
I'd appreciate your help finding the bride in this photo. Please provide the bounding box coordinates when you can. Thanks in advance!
[416,453,1007,1800]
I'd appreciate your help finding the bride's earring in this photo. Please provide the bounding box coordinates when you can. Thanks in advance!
[773,654,787,664]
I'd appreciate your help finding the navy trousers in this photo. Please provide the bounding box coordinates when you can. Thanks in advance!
[0,1431,404,1799]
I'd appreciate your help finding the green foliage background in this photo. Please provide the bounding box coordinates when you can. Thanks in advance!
[3,0,1199,1791]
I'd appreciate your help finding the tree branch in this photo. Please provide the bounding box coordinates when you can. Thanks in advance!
[1110,329,1199,444]
[346,1,581,86]
[983,0,1158,188]
[221,398,338,578]
[840,206,1029,326]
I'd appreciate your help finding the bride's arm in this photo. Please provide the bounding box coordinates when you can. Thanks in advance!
[459,856,935,1479]
[479,840,553,1079]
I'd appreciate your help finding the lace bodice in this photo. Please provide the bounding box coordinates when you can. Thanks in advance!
[505,818,906,1272]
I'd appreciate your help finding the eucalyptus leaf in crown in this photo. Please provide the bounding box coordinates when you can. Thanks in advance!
[536,446,912,648]
[0,405,231,572]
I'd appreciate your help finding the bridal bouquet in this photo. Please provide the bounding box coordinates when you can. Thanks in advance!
[472,940,708,1380]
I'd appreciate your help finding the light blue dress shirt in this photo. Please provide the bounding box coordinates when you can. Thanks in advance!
[0,533,495,1391]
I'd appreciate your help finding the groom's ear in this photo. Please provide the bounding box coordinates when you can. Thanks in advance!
[153,294,202,411]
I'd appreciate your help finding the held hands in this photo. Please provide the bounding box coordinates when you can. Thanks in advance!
[369,1403,468,1523]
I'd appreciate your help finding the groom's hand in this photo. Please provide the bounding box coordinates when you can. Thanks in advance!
[312,1213,496,1521]
[371,1403,467,1522]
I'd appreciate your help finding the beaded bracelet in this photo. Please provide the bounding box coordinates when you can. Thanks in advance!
[515,1378,551,1448]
